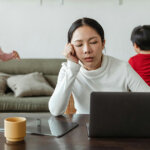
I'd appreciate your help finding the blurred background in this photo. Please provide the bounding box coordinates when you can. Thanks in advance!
[0,0,150,61]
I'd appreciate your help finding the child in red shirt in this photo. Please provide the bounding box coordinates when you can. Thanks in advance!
[129,25,150,86]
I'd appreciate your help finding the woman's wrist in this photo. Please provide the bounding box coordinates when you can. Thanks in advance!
[67,60,81,72]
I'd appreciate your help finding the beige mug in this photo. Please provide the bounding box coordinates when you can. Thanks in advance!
[4,117,26,143]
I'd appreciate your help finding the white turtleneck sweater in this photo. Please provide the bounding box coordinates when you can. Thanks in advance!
[49,55,150,116]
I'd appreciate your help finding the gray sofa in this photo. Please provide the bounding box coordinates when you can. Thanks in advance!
[0,59,65,112]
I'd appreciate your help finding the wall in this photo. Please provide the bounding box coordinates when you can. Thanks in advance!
[0,0,150,61]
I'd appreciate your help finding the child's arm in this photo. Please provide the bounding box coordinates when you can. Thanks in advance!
[0,48,20,61]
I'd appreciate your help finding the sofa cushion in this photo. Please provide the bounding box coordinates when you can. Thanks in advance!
[7,72,54,97]
[0,72,11,93]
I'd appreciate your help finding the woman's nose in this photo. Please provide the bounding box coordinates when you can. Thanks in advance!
[83,44,92,54]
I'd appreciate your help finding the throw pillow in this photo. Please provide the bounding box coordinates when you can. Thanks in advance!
[0,72,11,93]
[7,72,54,97]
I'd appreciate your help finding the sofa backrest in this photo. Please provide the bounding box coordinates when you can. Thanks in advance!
[0,59,66,88]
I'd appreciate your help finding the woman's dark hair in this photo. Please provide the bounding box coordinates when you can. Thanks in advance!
[68,17,105,43]
[131,25,150,50]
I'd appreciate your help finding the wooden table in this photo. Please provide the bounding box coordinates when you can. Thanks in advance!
[1,113,150,150]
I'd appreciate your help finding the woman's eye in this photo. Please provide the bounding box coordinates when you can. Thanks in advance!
[90,41,97,44]
[75,44,82,47]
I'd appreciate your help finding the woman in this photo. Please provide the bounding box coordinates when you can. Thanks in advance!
[49,18,150,116]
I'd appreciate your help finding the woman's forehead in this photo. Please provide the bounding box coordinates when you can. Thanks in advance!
[71,26,100,42]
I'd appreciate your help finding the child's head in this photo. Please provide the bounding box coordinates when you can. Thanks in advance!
[131,25,150,53]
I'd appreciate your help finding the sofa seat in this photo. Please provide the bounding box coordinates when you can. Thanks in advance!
[0,92,50,112]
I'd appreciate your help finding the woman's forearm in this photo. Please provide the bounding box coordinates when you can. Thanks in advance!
[49,60,80,116]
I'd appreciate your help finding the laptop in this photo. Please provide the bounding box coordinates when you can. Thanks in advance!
[87,92,150,138]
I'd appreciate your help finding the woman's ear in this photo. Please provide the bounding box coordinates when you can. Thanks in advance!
[102,40,106,49]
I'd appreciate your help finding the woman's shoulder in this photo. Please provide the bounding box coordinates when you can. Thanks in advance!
[105,55,131,72]
[105,55,127,65]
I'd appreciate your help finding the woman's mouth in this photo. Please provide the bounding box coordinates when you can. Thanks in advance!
[84,57,93,62]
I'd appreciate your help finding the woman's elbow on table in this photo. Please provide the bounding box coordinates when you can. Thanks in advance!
[49,102,63,116]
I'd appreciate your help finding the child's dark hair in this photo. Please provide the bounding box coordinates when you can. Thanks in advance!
[131,25,150,50]
[68,17,105,43]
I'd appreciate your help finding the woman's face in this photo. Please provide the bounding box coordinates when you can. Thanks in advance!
[71,25,105,70]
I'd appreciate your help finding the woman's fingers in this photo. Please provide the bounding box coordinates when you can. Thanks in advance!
[63,44,74,57]
[63,44,78,64]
